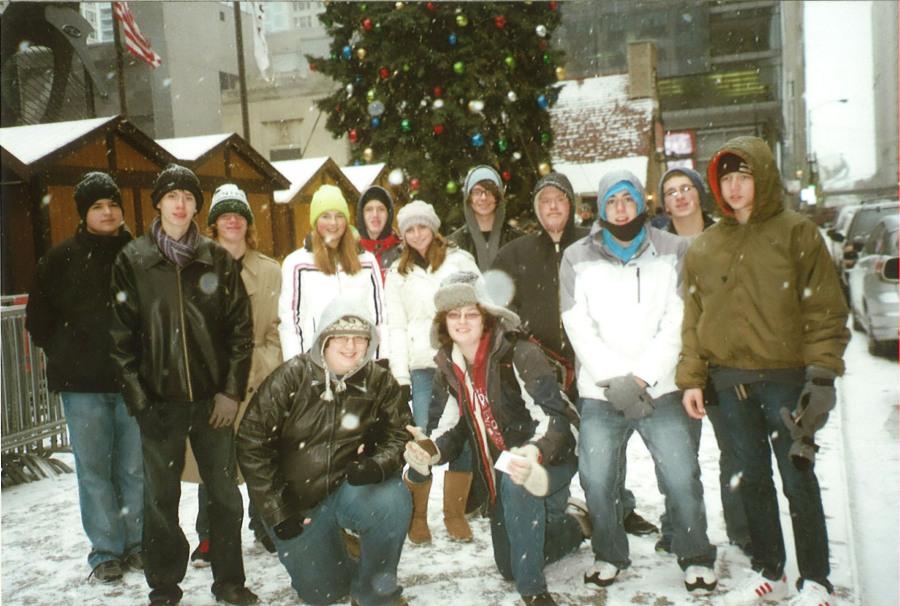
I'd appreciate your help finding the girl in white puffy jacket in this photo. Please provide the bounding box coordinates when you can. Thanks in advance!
[384,200,480,545]
[278,184,387,360]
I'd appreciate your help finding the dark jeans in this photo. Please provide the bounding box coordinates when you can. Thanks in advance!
[490,458,584,597]
[141,400,245,603]
[716,380,832,592]
[197,484,261,541]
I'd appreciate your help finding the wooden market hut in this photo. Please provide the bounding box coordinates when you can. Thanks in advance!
[156,133,291,259]
[272,157,359,249]
[0,115,177,295]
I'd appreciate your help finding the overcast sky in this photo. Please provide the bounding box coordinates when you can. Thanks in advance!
[805,0,877,181]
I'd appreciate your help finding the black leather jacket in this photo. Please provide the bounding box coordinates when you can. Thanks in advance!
[236,355,411,528]
[109,233,252,414]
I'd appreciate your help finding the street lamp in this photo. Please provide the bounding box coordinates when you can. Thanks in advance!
[805,97,848,213]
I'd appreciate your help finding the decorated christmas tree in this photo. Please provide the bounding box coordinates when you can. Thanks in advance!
[309,1,565,226]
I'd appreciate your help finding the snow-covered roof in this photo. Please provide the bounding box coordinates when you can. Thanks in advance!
[342,163,385,192]
[551,75,656,165]
[555,157,649,196]
[156,133,232,161]
[0,116,117,166]
[272,157,330,203]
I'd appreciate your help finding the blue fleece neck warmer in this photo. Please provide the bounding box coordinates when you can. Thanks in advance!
[600,181,647,262]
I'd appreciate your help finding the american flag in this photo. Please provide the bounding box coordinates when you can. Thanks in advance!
[112,2,162,69]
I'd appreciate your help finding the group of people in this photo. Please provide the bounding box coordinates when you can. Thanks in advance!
[26,134,848,606]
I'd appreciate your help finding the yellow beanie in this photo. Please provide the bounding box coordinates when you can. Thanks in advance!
[310,184,350,228]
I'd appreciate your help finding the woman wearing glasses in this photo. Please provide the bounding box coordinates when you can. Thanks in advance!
[448,165,523,271]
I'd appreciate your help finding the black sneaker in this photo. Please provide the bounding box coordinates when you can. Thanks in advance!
[190,539,211,568]
[522,592,558,605]
[655,535,672,553]
[123,552,143,571]
[212,583,259,606]
[90,560,123,583]
[623,511,659,536]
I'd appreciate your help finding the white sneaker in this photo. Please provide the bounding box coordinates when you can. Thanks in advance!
[684,565,718,592]
[584,560,619,588]
[787,581,833,606]
[722,570,788,606]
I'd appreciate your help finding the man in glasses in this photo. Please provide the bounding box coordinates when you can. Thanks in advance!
[659,167,716,237]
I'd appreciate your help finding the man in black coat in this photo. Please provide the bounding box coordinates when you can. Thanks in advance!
[492,172,658,537]
[109,164,256,606]
[26,172,141,583]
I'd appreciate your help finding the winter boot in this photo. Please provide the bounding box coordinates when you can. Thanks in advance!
[443,471,473,542]
[404,476,433,544]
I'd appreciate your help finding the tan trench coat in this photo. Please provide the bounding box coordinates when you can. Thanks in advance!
[182,248,282,483]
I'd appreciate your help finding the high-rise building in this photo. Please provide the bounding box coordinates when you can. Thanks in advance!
[870,0,899,192]
[555,0,806,197]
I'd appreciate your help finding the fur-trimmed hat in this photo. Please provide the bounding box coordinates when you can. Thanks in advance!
[397,200,441,235]
[152,164,204,211]
[74,172,121,219]
[208,183,253,226]
[431,271,519,348]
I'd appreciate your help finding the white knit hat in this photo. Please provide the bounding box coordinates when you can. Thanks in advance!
[397,200,441,235]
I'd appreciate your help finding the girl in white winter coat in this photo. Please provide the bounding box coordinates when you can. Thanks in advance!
[384,200,480,545]
[278,184,387,360]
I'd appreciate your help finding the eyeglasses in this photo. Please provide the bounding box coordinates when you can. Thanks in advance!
[446,310,482,322]
[663,184,697,199]
[470,187,494,199]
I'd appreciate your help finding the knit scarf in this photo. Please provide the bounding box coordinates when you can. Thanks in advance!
[151,216,199,267]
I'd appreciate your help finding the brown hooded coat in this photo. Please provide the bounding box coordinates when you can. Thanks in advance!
[676,136,849,389]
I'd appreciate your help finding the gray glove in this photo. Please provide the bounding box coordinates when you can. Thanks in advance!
[779,366,836,470]
[601,374,655,420]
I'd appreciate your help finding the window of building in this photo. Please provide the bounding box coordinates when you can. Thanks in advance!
[219,71,239,91]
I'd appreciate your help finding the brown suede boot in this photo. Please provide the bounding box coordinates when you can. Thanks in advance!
[443,471,473,542]
[404,476,432,544]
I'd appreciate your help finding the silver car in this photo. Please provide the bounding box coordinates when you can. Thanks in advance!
[834,200,899,288]
[846,214,899,356]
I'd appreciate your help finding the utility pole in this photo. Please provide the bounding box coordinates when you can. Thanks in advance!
[233,1,251,143]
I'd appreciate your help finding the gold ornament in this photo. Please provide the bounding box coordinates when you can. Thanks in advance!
[363,148,374,162]
[356,47,367,61]
[555,66,566,80]
[538,162,551,176]
[395,1,404,8]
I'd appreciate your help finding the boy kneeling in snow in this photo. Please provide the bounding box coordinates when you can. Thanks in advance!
[237,299,412,606]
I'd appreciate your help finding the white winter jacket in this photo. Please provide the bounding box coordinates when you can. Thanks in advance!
[278,246,387,360]
[559,226,689,400]
[384,247,480,385]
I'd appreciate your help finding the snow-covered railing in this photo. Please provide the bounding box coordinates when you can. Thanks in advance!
[1,295,71,486]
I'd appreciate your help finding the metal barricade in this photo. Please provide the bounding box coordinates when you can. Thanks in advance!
[1,294,71,486]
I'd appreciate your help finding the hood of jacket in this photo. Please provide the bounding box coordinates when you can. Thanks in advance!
[707,135,784,224]
[531,172,579,243]
[308,295,380,371]
[356,185,395,241]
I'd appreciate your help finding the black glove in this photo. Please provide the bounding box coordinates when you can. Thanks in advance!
[601,374,655,420]
[346,458,385,486]
[135,406,166,441]
[400,384,412,405]
[273,515,305,541]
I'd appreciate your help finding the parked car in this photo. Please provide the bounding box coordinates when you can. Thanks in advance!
[846,214,899,356]
[826,204,861,275]
[829,199,899,287]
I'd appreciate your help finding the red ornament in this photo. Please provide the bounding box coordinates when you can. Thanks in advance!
[494,15,506,29]
[348,129,359,143]
[379,67,390,79]
[538,39,549,51]
[425,1,435,10]
[433,86,443,98]
[501,170,512,182]
[410,178,421,190]
[549,1,558,10]
[309,62,317,72]
[362,18,373,31]
[433,124,445,136]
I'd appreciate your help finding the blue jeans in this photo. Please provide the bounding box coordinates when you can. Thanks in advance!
[578,393,716,570]
[270,475,411,606]
[61,392,143,570]
[490,458,584,597]
[410,368,435,429]
[716,380,832,591]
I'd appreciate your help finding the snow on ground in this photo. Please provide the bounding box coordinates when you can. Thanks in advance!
[2,328,896,605]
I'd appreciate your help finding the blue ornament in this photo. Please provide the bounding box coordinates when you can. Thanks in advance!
[536,94,549,109]
[448,33,458,46]
[355,75,364,85]
[470,133,485,148]
[371,116,381,128]
[353,160,362,166]
[342,45,352,60]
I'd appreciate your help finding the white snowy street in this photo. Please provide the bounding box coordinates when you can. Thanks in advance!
[2,326,897,606]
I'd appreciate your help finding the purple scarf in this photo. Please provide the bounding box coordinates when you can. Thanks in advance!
[151,216,199,267]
